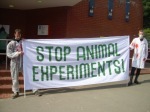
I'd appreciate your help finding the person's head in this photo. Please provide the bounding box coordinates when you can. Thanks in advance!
[138,30,144,39]
[14,29,21,40]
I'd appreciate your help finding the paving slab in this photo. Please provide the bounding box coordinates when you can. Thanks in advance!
[0,75,150,112]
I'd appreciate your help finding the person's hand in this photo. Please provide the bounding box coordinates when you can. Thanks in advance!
[21,51,24,55]
[129,47,133,50]
[18,51,24,55]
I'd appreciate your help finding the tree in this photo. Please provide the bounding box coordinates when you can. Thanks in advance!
[142,0,150,28]
[143,0,150,43]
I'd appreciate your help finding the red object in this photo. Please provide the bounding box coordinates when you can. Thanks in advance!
[135,44,138,49]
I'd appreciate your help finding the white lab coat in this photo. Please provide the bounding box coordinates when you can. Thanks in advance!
[130,37,148,68]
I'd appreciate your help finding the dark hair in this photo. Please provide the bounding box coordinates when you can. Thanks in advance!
[15,29,21,33]
[139,29,143,33]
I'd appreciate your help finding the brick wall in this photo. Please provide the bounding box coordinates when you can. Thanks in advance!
[0,7,68,39]
[0,9,26,38]
[0,0,143,40]
[25,7,68,38]
[66,0,143,41]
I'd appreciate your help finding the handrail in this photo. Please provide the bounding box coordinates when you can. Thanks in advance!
[0,39,12,69]
[0,39,11,41]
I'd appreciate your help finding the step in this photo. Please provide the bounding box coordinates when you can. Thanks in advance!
[0,85,24,94]
[0,70,24,99]
[140,68,150,74]
[0,77,24,85]
[0,70,23,77]
[0,93,11,99]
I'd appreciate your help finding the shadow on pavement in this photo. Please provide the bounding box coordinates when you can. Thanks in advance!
[40,83,127,96]
[142,79,150,84]
[24,79,150,97]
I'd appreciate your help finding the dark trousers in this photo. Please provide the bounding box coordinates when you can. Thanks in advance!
[129,67,141,83]
[130,67,141,77]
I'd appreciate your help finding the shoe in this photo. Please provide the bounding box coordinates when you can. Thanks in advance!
[34,91,42,96]
[128,82,133,86]
[12,92,19,99]
[128,76,133,86]
[134,80,141,84]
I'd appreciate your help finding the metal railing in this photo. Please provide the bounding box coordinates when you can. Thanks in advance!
[0,39,11,70]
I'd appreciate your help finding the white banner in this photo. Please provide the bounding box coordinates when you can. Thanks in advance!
[23,36,129,90]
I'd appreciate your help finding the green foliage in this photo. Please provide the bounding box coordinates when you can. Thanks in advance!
[144,28,150,40]
[142,0,150,28]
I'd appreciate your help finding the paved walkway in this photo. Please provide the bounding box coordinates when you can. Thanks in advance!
[0,74,150,112]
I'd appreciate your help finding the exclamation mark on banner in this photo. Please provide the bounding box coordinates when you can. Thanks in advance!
[122,59,125,72]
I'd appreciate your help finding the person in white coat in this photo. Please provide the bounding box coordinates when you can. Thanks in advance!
[128,30,148,86]
[7,29,42,99]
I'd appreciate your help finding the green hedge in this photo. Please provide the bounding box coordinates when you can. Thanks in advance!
[144,28,150,39]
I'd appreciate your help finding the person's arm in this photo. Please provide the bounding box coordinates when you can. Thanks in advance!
[6,41,22,59]
[129,38,135,50]
[143,39,149,61]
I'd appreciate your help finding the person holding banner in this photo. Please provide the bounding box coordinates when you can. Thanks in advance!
[7,29,42,99]
[128,30,148,86]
